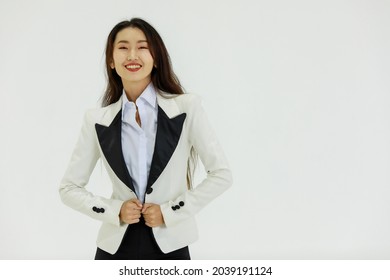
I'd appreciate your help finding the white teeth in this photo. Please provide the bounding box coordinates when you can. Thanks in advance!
[126,65,141,69]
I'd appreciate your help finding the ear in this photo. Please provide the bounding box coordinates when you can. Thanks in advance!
[110,61,115,69]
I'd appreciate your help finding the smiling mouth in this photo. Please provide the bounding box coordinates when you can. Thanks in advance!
[126,65,141,69]
[125,64,142,72]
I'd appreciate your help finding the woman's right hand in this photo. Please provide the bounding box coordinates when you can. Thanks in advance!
[119,198,143,224]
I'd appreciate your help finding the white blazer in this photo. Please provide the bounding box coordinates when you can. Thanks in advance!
[59,92,232,254]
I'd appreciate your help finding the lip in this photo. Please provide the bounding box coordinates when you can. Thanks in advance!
[125,63,142,72]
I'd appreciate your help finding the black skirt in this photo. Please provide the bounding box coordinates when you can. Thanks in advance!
[94,218,190,260]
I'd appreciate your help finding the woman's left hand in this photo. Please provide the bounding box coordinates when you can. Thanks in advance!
[142,203,165,227]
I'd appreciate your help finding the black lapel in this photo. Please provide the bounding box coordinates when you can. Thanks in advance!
[146,106,186,190]
[95,110,135,192]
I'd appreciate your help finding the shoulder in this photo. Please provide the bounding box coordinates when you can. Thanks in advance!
[175,93,202,108]
[158,91,202,113]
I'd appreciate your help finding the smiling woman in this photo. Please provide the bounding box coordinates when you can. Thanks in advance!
[59,18,232,260]
[102,18,184,106]
[110,28,155,99]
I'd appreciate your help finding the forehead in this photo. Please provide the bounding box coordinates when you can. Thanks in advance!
[114,27,147,43]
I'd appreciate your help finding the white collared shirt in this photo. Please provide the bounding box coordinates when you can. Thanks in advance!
[121,83,158,203]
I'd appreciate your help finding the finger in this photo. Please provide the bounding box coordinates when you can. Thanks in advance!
[125,209,141,216]
[142,203,153,214]
[128,203,142,210]
[129,207,142,212]
[124,215,141,223]
[123,212,140,222]
[127,218,140,224]
[129,212,141,220]
[126,199,141,210]
[130,198,143,208]
[143,215,153,224]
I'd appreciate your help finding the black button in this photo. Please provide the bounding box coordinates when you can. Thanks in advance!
[176,205,181,210]
[93,207,105,213]
[146,188,153,194]
[179,201,184,207]
[171,206,176,211]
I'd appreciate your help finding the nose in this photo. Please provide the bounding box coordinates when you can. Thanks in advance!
[127,48,138,60]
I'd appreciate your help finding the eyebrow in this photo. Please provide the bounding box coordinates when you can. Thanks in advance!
[116,40,148,44]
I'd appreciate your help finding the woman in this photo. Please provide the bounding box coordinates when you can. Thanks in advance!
[59,18,232,260]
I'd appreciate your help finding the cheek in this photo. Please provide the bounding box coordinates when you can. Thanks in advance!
[144,53,155,66]
[112,52,124,65]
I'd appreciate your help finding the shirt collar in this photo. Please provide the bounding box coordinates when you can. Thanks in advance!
[121,82,157,113]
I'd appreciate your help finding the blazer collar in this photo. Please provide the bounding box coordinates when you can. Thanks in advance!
[98,95,123,127]
[95,91,186,194]
[156,91,182,118]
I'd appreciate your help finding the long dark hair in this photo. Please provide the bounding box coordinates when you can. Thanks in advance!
[102,18,184,106]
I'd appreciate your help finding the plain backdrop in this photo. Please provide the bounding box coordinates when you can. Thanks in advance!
[1,0,389,259]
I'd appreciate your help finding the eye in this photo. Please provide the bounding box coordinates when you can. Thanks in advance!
[139,46,148,49]
[118,46,128,50]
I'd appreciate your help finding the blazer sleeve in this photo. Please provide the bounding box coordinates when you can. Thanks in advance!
[160,95,233,227]
[59,110,123,227]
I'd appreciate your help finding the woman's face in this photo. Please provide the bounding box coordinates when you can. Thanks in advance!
[111,27,154,87]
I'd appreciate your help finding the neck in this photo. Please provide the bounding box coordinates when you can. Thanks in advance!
[122,78,151,102]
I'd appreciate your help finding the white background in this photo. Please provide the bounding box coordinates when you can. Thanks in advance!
[0,0,389,259]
